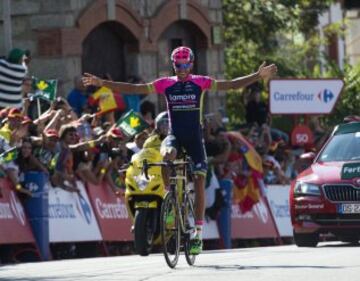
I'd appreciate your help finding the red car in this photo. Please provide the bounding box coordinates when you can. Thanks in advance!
[290,121,360,247]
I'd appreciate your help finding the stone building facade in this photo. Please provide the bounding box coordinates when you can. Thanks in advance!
[0,0,226,113]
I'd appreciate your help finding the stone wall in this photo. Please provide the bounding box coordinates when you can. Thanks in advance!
[0,0,225,113]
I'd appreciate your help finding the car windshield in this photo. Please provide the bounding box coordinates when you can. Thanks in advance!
[318,132,360,162]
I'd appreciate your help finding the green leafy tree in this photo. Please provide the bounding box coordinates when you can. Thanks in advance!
[318,62,360,127]
[223,0,335,128]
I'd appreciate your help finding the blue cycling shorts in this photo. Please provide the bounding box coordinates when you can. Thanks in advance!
[160,132,207,176]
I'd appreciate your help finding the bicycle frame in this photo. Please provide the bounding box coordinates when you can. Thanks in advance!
[169,162,195,236]
[143,158,195,236]
[143,156,197,268]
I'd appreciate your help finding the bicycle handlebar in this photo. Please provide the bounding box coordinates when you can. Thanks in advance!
[142,159,189,180]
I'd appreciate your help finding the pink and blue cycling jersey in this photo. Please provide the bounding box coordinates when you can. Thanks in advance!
[149,74,217,136]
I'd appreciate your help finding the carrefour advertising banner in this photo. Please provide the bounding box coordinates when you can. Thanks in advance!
[86,183,133,241]
[231,197,278,239]
[269,79,344,114]
[266,185,292,237]
[0,179,35,244]
[49,181,102,242]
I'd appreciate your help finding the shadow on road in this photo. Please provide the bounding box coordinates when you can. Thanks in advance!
[194,264,343,271]
[318,243,360,248]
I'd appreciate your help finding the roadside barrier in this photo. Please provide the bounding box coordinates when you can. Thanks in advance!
[0,178,35,245]
[266,185,292,237]
[0,173,293,261]
[48,181,102,242]
[86,182,132,242]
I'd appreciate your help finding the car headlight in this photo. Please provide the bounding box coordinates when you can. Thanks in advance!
[294,182,321,196]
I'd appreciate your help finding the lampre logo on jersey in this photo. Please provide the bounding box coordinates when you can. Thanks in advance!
[168,94,196,102]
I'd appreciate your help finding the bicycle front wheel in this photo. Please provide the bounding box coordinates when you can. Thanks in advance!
[160,191,180,268]
[183,192,196,266]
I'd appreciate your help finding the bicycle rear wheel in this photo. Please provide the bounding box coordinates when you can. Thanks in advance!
[160,191,180,268]
[183,192,196,266]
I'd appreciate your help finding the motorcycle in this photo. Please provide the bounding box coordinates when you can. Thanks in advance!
[124,147,166,256]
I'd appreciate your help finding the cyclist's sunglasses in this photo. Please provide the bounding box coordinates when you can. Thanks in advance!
[174,62,192,70]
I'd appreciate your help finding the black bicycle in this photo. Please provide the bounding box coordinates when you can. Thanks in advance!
[142,157,196,268]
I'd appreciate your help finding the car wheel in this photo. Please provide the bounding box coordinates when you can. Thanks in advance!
[293,231,319,247]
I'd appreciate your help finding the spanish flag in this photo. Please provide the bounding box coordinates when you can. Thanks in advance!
[226,131,263,213]
[89,86,125,114]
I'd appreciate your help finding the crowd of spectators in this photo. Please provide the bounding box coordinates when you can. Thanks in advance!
[0,48,156,201]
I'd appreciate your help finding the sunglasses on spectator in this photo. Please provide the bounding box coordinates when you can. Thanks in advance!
[174,62,192,70]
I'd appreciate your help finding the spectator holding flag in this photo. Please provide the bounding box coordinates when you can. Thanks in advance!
[88,74,126,124]
[67,76,89,117]
[0,48,28,109]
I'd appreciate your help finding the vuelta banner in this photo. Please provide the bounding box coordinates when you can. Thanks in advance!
[86,183,133,241]
[266,185,292,237]
[231,197,278,239]
[49,181,102,242]
[0,178,35,244]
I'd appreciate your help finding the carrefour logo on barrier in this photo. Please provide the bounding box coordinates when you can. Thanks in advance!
[49,197,76,219]
[231,204,252,219]
[253,199,269,224]
[270,200,290,218]
[9,191,26,226]
[76,194,92,224]
[317,89,334,103]
[230,200,269,224]
[25,182,39,193]
[0,202,13,220]
[95,197,129,219]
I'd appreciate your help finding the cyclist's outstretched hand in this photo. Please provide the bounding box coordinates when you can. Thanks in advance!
[82,73,103,87]
[257,61,277,80]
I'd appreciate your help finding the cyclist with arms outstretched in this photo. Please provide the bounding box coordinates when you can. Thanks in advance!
[82,46,277,254]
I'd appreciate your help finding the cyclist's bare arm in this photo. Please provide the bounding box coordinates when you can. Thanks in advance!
[216,62,277,91]
[82,73,153,94]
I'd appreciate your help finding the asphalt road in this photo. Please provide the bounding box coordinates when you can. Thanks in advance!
[0,242,359,281]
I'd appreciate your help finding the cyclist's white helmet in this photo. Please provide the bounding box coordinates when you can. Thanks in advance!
[155,111,169,129]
